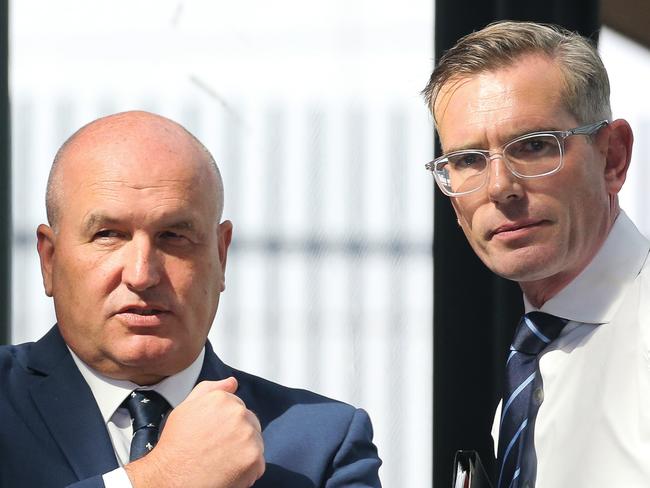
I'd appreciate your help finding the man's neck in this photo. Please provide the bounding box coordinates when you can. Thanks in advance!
[521,207,621,308]
[520,273,577,309]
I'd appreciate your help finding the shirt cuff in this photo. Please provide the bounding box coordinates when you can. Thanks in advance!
[102,467,134,488]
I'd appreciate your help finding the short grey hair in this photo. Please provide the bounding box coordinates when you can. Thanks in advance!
[422,21,611,125]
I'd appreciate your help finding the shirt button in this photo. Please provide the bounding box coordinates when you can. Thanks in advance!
[533,387,544,405]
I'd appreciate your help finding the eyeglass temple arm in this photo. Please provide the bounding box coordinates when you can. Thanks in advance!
[569,120,609,136]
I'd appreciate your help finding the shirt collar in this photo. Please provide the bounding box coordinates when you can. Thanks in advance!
[524,211,650,324]
[69,347,206,424]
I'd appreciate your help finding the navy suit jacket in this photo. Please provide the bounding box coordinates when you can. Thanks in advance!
[0,326,381,487]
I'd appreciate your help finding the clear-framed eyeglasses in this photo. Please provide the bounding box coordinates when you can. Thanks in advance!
[425,120,609,197]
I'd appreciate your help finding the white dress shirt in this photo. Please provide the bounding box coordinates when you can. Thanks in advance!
[70,348,205,487]
[492,211,650,487]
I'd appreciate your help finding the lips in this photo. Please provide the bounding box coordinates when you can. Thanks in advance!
[121,307,164,316]
[114,304,171,326]
[488,219,546,239]
[117,304,169,316]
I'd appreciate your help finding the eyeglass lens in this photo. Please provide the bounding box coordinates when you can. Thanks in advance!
[436,134,562,194]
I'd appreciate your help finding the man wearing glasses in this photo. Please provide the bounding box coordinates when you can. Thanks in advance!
[423,21,646,487]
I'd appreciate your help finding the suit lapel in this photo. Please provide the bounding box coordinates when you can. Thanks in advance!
[197,341,233,383]
[198,342,267,427]
[27,326,119,480]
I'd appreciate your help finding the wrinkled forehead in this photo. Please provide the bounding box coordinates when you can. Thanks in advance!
[56,121,220,214]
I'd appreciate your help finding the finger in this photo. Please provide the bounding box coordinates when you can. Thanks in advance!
[186,377,238,401]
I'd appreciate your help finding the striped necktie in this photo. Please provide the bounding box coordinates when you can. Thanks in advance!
[496,312,568,488]
[122,390,171,462]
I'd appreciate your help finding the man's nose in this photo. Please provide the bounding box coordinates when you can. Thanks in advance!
[486,154,524,203]
[122,235,161,291]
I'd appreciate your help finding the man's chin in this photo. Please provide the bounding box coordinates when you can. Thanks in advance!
[483,247,561,283]
[93,330,205,383]
[116,336,206,383]
[113,337,180,371]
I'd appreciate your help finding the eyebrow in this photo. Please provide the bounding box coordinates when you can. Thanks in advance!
[82,213,198,234]
[82,213,121,234]
[165,220,196,232]
[443,125,561,154]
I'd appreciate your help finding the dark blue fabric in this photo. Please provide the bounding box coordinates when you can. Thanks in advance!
[496,312,567,488]
[122,390,170,462]
[0,325,382,488]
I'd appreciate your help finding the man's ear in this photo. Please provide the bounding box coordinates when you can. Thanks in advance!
[36,224,56,297]
[601,119,634,195]
[216,220,233,291]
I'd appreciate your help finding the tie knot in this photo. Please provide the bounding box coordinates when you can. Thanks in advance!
[122,390,171,431]
[511,312,568,355]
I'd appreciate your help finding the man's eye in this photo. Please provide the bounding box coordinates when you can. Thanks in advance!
[160,231,190,243]
[508,136,557,159]
[93,230,122,240]
[448,153,485,170]
[522,138,549,152]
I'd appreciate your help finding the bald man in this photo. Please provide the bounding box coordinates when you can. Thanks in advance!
[0,111,381,488]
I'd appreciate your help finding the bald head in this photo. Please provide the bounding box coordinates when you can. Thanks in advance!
[46,111,224,230]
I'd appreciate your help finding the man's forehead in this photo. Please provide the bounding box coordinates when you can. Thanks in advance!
[55,139,218,221]
[433,54,563,119]
[434,56,569,148]
[46,111,223,228]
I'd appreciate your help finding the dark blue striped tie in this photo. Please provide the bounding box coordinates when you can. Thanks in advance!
[496,312,568,488]
[122,390,171,462]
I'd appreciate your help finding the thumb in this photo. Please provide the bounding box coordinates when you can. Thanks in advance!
[186,377,238,401]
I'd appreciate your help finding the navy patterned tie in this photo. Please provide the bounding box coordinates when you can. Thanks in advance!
[122,390,171,462]
[496,312,568,488]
